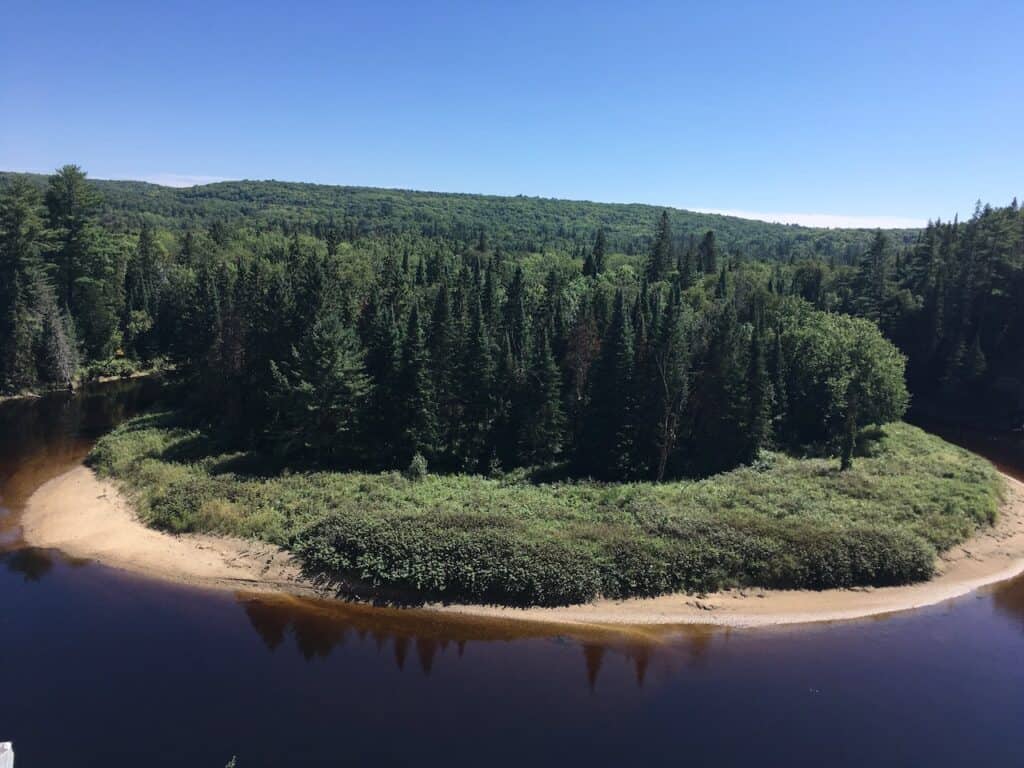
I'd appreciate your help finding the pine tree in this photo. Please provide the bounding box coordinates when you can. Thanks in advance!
[964,329,987,382]
[770,324,787,437]
[699,230,717,275]
[124,222,160,360]
[46,165,122,361]
[460,297,495,471]
[582,250,597,278]
[647,211,672,282]
[361,294,402,465]
[45,164,98,312]
[677,241,695,288]
[397,304,438,461]
[854,230,889,322]
[578,290,636,479]
[0,178,65,392]
[592,228,607,275]
[503,266,529,365]
[744,326,770,462]
[651,298,690,481]
[519,330,566,464]
[716,264,728,298]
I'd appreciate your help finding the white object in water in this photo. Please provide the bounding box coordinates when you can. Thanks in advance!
[0,742,12,768]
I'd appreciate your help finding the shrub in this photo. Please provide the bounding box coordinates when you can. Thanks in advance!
[90,416,1005,607]
[404,452,428,481]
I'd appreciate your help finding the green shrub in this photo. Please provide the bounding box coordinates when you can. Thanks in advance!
[404,452,428,481]
[89,415,1005,607]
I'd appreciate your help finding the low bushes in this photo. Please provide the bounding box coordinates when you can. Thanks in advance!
[88,415,1004,606]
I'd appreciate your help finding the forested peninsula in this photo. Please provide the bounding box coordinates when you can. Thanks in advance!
[4,166,1020,606]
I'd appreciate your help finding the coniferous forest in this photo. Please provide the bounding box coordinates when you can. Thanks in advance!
[3,168,1023,481]
[2,165,1016,603]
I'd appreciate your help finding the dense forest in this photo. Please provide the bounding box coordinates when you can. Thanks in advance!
[2,167,1021,482]
[0,171,914,262]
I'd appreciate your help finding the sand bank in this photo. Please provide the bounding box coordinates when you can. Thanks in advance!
[20,465,1024,628]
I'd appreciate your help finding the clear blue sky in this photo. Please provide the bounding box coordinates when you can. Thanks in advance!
[2,1,1021,226]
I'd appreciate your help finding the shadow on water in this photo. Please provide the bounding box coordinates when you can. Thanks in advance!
[0,378,165,547]
[0,377,717,693]
[992,572,1024,630]
[236,589,717,689]
[2,381,1024,766]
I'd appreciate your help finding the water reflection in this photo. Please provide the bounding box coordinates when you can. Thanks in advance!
[3,547,55,582]
[2,382,1024,767]
[236,590,717,689]
[0,378,165,547]
[992,574,1024,630]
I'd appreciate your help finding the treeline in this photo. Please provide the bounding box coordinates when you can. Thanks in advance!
[165,223,907,479]
[5,165,1018,480]
[1,167,906,480]
[0,171,912,264]
[0,169,132,393]
[770,203,1024,427]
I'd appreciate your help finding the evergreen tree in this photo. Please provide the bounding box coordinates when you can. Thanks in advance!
[744,325,770,461]
[45,164,98,312]
[268,311,371,464]
[123,222,160,360]
[361,294,402,465]
[650,298,690,481]
[677,241,695,288]
[503,266,529,365]
[699,230,718,274]
[518,330,566,464]
[646,211,672,282]
[46,165,123,360]
[853,230,889,322]
[397,304,438,461]
[578,290,636,479]
[460,297,495,471]
[0,179,41,390]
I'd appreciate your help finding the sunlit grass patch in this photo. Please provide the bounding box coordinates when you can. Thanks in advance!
[89,417,1004,607]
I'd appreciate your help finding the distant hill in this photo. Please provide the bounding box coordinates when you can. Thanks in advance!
[0,171,919,261]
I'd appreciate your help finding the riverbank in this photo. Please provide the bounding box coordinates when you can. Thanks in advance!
[21,465,317,598]
[21,464,1024,627]
[0,366,168,405]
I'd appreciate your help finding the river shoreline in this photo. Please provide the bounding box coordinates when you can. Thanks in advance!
[19,464,1024,629]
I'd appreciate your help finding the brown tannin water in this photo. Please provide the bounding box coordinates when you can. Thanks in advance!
[1,382,1022,767]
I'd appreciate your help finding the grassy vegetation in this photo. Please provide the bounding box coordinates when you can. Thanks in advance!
[89,415,1004,607]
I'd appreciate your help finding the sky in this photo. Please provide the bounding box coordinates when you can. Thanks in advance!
[2,1,1021,228]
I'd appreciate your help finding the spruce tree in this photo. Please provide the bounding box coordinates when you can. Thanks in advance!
[460,297,495,471]
[268,311,370,464]
[0,179,47,391]
[578,290,636,479]
[744,326,770,462]
[699,230,717,275]
[519,330,566,464]
[503,266,529,365]
[651,298,690,481]
[397,304,438,461]
[647,211,672,282]
[362,295,402,465]
[45,164,98,312]
[592,228,607,275]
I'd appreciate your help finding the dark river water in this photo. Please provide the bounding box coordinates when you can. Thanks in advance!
[1,382,1023,767]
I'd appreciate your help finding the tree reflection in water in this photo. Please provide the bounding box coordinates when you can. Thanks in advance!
[238,591,720,689]
[992,574,1024,631]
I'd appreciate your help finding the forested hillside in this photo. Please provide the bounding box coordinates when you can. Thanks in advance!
[0,171,913,262]
[2,166,1021,485]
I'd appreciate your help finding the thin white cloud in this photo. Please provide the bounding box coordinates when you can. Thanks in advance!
[140,173,230,188]
[691,208,926,230]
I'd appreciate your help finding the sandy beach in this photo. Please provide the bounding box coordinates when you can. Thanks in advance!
[19,464,1024,628]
